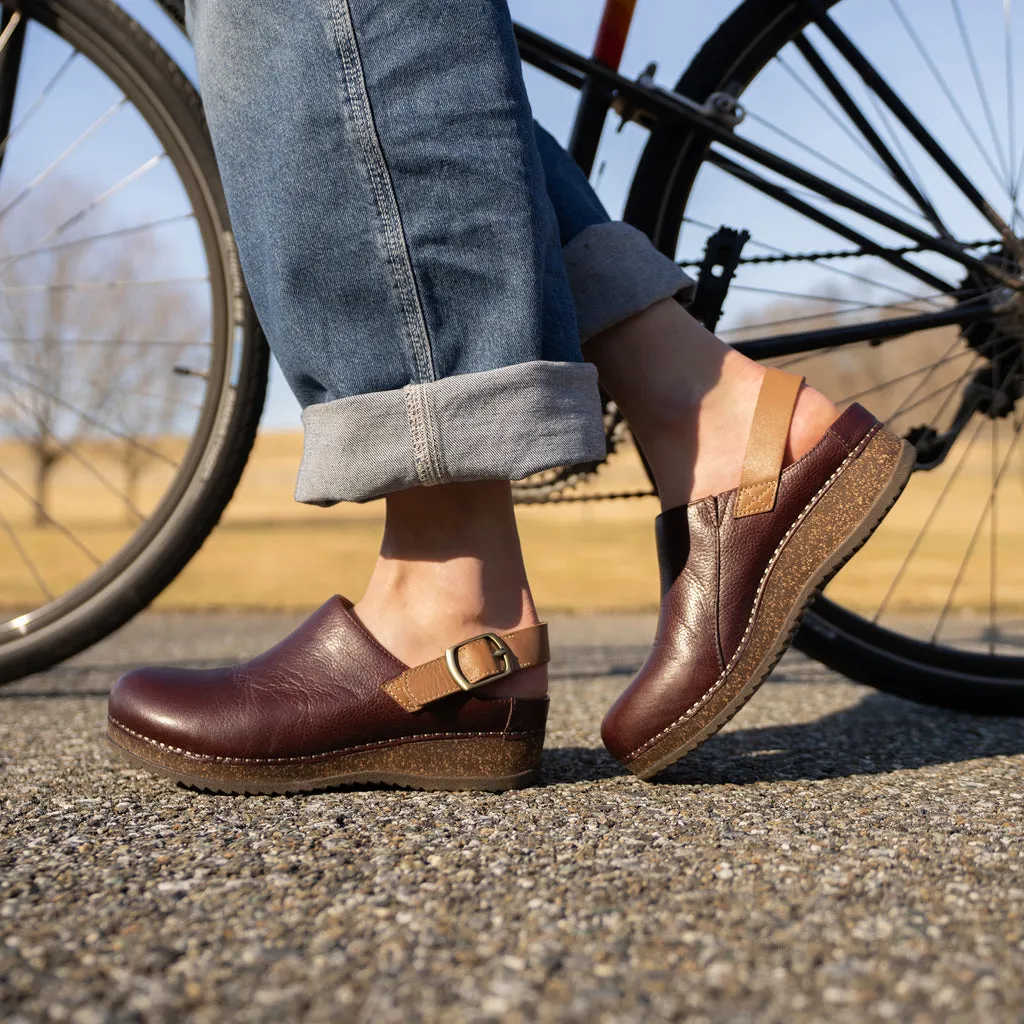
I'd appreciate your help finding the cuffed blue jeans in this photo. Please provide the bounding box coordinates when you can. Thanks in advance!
[186,0,693,503]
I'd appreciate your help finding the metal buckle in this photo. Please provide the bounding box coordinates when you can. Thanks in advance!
[444,633,515,692]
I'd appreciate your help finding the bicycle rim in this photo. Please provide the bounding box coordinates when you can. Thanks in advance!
[0,0,265,681]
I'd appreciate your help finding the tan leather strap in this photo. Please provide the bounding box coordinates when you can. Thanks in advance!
[734,368,804,518]
[382,624,550,712]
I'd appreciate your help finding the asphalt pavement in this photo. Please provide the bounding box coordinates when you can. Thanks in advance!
[2,611,1023,1023]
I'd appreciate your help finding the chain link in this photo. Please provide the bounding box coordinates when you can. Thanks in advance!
[515,486,656,505]
[677,237,1001,270]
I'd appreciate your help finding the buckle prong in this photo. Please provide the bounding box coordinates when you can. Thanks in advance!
[445,633,515,692]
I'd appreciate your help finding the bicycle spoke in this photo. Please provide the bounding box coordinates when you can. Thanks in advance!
[842,327,1011,416]
[932,406,1024,643]
[0,336,210,348]
[885,344,1005,423]
[0,214,196,270]
[0,98,127,226]
[873,416,987,622]
[1007,0,1015,227]
[775,52,886,172]
[0,278,209,293]
[0,364,177,465]
[884,341,981,422]
[811,2,1018,244]
[990,413,999,654]
[7,360,205,412]
[0,386,144,521]
[861,86,947,235]
[742,107,929,222]
[28,154,169,253]
[792,33,951,234]
[0,467,101,567]
[834,336,973,406]
[707,151,956,292]
[0,49,77,159]
[950,0,1012,186]
[720,290,956,339]
[694,112,1017,283]
[728,283,921,306]
[0,504,53,603]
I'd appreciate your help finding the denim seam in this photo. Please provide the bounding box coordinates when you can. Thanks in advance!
[420,383,448,485]
[403,385,443,486]
[325,0,434,385]
[323,0,438,400]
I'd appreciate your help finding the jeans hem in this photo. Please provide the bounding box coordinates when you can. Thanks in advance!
[563,222,696,342]
[295,360,606,504]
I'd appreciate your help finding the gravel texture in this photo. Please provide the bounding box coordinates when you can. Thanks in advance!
[2,611,1023,1023]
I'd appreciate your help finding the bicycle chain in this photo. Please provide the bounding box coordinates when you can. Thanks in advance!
[676,237,1001,269]
[515,485,656,505]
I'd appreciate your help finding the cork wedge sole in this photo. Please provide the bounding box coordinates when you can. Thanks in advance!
[107,718,544,794]
[626,426,916,781]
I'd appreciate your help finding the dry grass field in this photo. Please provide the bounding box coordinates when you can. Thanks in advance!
[2,418,1023,618]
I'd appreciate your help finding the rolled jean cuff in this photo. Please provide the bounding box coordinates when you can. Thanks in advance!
[563,222,696,343]
[295,361,607,504]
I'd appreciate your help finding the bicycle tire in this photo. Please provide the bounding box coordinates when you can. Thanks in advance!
[0,0,268,684]
[624,0,1024,714]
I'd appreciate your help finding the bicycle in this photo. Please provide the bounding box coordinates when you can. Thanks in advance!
[0,0,1022,715]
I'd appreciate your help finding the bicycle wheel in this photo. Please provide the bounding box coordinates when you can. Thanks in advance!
[626,0,1024,713]
[0,0,268,684]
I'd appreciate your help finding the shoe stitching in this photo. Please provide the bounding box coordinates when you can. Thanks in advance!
[108,718,541,766]
[626,423,881,762]
[736,481,777,516]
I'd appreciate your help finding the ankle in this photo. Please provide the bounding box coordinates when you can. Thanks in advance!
[353,481,547,699]
[355,572,547,699]
[589,298,839,506]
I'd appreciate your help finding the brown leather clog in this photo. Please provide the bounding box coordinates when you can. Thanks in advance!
[602,368,915,779]
[108,597,549,793]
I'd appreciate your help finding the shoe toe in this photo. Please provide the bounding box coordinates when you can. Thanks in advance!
[108,666,225,754]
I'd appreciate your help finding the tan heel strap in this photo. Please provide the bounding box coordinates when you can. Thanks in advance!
[382,624,550,712]
[735,368,804,518]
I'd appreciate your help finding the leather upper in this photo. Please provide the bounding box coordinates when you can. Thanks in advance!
[602,403,879,763]
[109,597,547,760]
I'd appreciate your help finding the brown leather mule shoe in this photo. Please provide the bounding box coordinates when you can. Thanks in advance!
[603,368,915,779]
[108,597,549,793]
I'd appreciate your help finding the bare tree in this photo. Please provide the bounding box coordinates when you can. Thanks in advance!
[111,293,205,521]
[0,183,207,525]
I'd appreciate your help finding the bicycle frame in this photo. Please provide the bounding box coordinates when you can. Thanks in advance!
[514,4,1015,364]
[565,0,638,177]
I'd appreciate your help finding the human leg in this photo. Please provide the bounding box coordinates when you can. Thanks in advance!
[108,0,607,792]
[532,122,837,507]
[182,0,611,684]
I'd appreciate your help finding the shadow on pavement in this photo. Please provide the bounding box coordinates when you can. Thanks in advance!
[648,692,1024,785]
